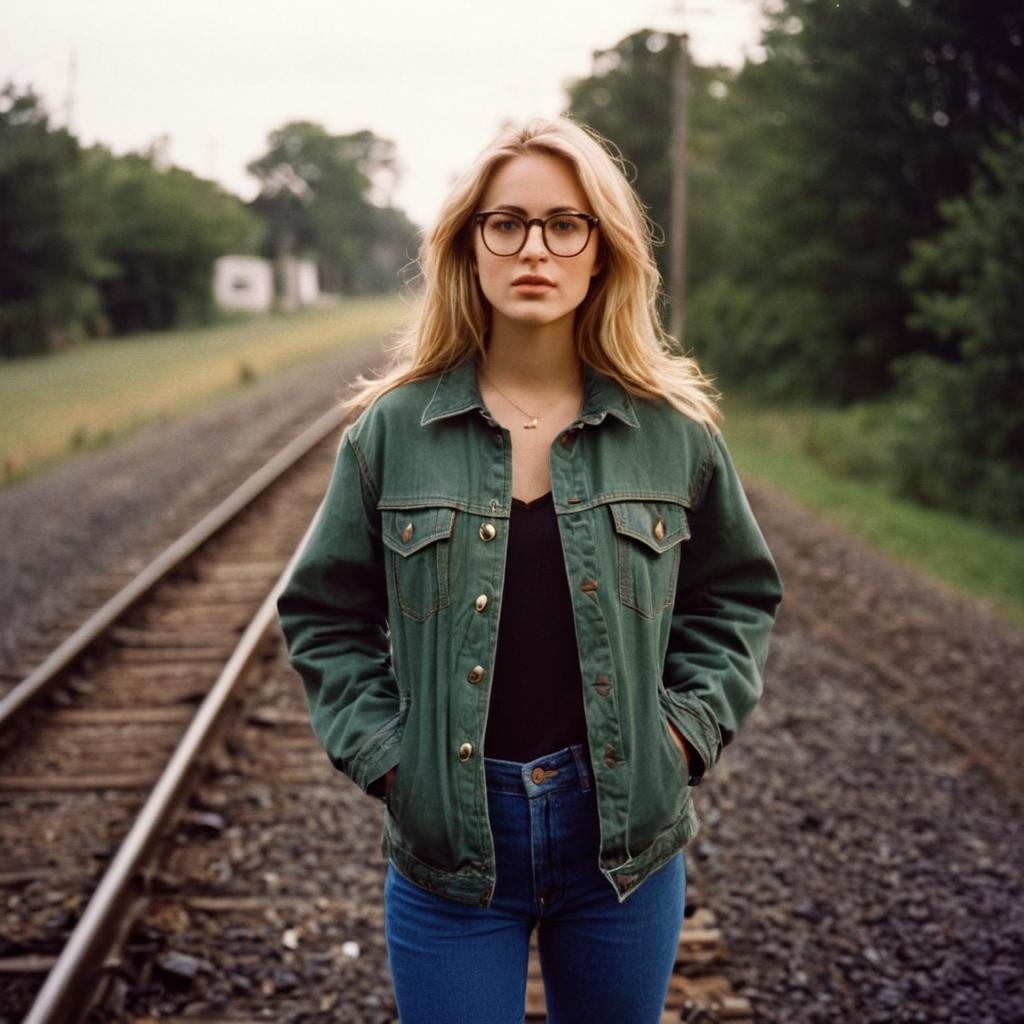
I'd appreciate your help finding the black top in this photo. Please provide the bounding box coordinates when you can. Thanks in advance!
[483,490,589,762]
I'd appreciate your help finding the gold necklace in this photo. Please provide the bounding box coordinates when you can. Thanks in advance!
[479,365,582,429]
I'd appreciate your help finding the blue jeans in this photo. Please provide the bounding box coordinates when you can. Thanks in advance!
[384,744,686,1024]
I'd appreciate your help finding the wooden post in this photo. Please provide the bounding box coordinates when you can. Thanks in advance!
[669,32,690,348]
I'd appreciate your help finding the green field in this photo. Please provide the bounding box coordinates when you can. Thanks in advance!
[721,396,1024,629]
[0,297,406,486]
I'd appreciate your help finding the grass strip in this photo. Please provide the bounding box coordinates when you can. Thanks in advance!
[721,397,1024,629]
[1,297,406,487]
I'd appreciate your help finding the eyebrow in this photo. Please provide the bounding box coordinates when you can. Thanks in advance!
[491,204,586,216]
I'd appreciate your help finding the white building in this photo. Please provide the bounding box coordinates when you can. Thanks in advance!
[213,255,320,313]
[213,255,274,313]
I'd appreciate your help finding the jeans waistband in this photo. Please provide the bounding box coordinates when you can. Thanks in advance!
[484,743,593,797]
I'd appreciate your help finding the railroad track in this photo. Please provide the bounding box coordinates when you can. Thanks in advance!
[0,399,752,1024]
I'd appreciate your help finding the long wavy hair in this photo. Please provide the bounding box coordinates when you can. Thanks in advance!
[340,116,720,428]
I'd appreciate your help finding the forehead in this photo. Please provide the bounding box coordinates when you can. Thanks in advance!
[480,151,591,212]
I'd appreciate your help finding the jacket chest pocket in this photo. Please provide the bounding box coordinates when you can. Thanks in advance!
[608,500,690,618]
[382,505,456,622]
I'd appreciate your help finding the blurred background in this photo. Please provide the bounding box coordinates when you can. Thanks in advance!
[2,0,1022,619]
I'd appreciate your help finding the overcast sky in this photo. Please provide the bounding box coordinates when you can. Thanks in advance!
[2,0,764,227]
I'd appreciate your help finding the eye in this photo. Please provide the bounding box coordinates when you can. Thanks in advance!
[550,217,578,234]
[494,218,521,232]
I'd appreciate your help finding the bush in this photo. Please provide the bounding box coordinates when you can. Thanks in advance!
[889,125,1024,528]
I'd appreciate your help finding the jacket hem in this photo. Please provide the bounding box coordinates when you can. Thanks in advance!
[602,799,701,903]
[380,813,494,907]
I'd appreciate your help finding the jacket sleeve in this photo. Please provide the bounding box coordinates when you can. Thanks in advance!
[661,428,783,786]
[276,428,402,801]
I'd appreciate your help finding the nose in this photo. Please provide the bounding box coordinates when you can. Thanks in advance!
[520,221,548,259]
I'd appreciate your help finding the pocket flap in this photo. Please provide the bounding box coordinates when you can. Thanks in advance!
[382,506,456,557]
[609,500,690,554]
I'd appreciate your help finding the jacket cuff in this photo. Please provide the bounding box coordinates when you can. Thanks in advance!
[659,690,722,786]
[349,702,407,800]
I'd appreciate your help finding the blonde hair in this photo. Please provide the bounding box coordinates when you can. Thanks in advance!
[340,116,720,427]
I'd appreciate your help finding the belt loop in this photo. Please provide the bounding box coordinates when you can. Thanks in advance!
[570,743,592,791]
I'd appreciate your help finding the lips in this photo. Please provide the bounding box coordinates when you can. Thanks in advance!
[512,274,555,287]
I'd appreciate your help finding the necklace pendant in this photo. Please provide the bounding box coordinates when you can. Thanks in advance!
[523,417,539,429]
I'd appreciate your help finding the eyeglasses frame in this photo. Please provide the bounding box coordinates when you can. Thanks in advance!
[473,210,600,258]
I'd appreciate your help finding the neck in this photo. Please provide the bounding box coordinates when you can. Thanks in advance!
[480,316,582,394]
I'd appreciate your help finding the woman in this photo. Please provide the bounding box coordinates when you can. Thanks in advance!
[277,117,783,1023]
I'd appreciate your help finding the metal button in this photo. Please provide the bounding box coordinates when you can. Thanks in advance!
[594,673,611,697]
[467,665,485,683]
[604,743,616,769]
[479,523,496,541]
[490,499,499,513]
[653,518,665,541]
[475,594,489,612]
[458,742,473,762]
[531,767,546,784]
[580,579,598,593]
[401,522,414,543]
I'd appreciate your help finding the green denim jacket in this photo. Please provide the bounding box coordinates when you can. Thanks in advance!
[276,356,782,907]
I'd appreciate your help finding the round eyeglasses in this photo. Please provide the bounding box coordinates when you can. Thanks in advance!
[473,211,600,258]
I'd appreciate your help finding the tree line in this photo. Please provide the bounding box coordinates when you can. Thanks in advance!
[567,1,1023,528]
[0,83,417,359]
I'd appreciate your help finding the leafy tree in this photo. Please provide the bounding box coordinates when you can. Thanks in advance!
[891,124,1024,525]
[247,122,417,294]
[1,80,261,351]
[87,145,259,333]
[689,0,1024,401]
[0,83,103,356]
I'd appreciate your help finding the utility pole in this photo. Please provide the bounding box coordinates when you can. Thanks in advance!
[668,31,690,348]
[63,49,77,133]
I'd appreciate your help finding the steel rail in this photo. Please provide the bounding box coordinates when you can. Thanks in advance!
[0,403,344,732]
[21,496,327,1023]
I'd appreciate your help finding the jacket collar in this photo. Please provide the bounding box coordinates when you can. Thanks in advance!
[421,355,640,429]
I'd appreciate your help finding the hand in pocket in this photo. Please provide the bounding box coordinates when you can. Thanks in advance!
[383,765,398,803]
[665,722,692,775]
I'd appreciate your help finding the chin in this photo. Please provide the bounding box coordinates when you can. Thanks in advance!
[493,304,576,330]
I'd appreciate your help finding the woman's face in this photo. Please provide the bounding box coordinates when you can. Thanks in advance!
[472,151,602,334]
